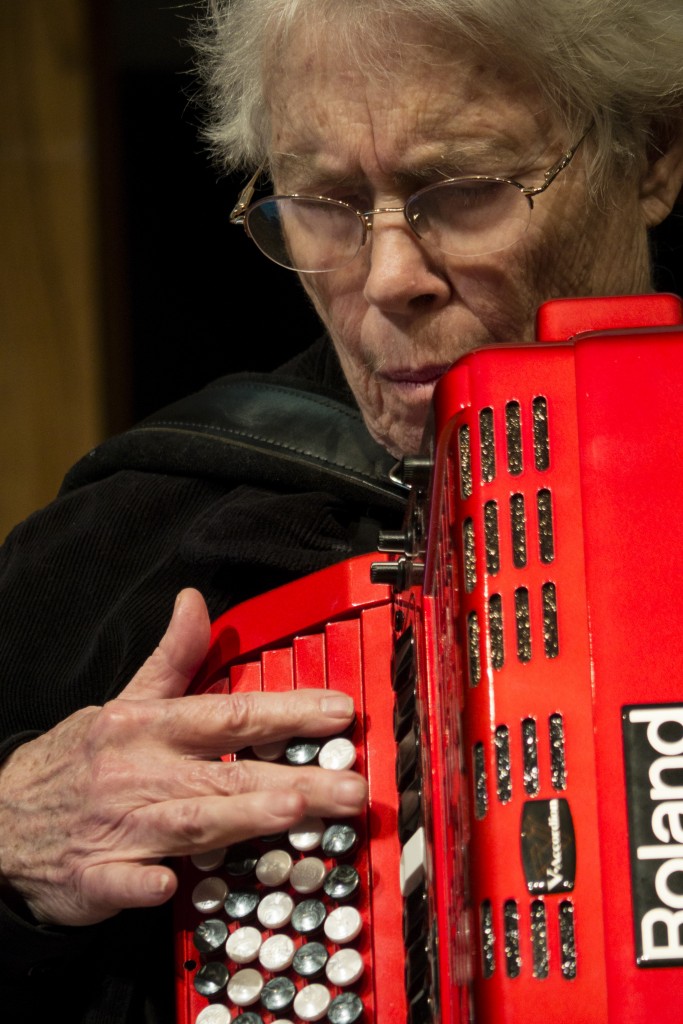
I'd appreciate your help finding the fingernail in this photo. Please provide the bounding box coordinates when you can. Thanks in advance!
[320,694,355,718]
[333,776,367,810]
[148,870,172,896]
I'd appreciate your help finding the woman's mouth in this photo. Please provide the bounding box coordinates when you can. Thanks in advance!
[377,363,453,391]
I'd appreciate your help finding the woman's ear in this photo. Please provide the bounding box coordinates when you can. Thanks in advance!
[639,115,683,228]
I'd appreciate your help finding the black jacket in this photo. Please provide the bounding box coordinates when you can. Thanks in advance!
[0,338,406,1022]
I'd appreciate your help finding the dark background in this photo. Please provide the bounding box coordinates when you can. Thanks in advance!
[92,0,322,431]
[93,0,683,431]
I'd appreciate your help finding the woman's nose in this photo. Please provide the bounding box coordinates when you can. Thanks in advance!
[362,213,451,315]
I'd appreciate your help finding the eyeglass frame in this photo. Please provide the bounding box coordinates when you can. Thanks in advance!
[229,128,591,268]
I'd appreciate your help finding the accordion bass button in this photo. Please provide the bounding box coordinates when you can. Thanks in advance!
[193,917,229,953]
[255,849,293,886]
[226,967,264,1007]
[324,905,363,943]
[195,1005,232,1024]
[292,982,332,1021]
[191,876,229,914]
[328,992,364,1024]
[288,815,325,851]
[325,947,365,987]
[293,940,329,979]
[225,887,260,921]
[259,932,296,972]
[323,864,360,902]
[321,823,358,858]
[290,856,327,895]
[194,961,229,998]
[261,976,297,1013]
[291,898,327,935]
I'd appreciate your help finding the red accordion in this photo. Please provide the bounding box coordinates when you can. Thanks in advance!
[175,292,683,1024]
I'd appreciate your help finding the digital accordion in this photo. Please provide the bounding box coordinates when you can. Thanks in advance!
[174,292,683,1024]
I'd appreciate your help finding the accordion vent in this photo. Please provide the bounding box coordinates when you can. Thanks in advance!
[456,396,558,685]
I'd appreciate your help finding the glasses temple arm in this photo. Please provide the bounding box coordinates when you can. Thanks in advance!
[230,163,266,224]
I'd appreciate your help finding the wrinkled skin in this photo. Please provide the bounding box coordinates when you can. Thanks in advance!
[0,591,365,925]
[269,24,683,456]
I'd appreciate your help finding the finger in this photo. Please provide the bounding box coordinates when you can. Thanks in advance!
[122,589,212,701]
[127,758,368,816]
[73,862,180,925]
[103,684,356,757]
[115,687,356,756]
[130,788,334,858]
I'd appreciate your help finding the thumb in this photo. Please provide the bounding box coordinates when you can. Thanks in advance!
[121,589,212,701]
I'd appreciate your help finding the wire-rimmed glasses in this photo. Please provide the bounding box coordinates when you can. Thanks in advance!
[230,132,589,272]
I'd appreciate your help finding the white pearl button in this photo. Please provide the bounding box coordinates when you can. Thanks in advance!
[226,967,264,1006]
[323,905,363,943]
[325,948,365,986]
[259,933,296,972]
[290,857,327,894]
[225,925,263,964]
[191,847,226,872]
[257,890,295,928]
[191,876,228,914]
[288,815,325,851]
[318,737,356,771]
[293,983,332,1021]
[256,848,293,886]
[195,1006,231,1024]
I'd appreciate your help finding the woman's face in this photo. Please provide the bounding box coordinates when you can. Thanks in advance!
[268,26,653,456]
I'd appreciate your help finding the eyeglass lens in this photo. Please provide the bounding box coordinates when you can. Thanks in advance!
[245,179,533,272]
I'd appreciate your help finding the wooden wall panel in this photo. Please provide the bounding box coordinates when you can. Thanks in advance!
[0,0,103,540]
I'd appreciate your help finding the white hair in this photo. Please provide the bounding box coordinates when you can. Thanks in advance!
[191,0,683,190]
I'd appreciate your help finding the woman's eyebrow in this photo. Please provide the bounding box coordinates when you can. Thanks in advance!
[270,138,526,190]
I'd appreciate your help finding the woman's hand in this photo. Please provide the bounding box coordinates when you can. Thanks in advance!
[0,589,365,926]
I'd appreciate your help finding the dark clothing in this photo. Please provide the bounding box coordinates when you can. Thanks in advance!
[0,338,405,1022]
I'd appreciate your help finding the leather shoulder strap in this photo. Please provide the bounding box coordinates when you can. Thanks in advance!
[63,377,407,510]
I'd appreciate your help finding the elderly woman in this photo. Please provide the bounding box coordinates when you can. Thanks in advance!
[0,0,681,1020]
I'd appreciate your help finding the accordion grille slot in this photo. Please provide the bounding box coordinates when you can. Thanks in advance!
[478,898,575,981]
[488,594,505,670]
[542,582,559,658]
[510,492,527,567]
[505,400,523,475]
[514,586,532,662]
[532,396,550,471]
[522,717,540,796]
[480,899,495,978]
[537,488,555,564]
[458,423,473,498]
[504,900,522,978]
[479,407,496,483]
[473,713,567,812]
[463,518,477,593]
[473,741,488,819]
[559,901,577,979]
[467,611,481,687]
[530,899,549,978]
[494,725,512,803]
[484,500,500,575]
[549,713,567,790]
